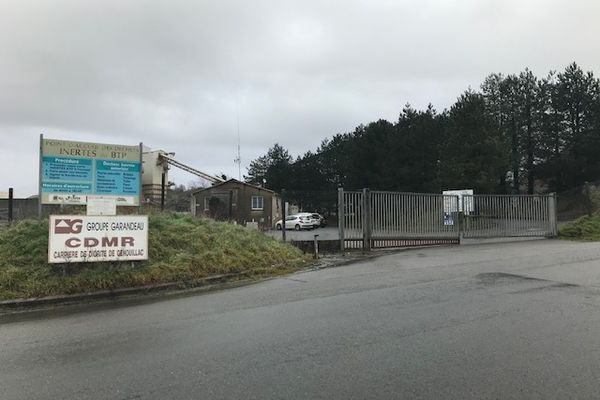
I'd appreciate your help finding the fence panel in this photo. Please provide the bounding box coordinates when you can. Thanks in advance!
[338,189,461,250]
[340,190,364,249]
[461,194,556,238]
[369,191,460,249]
[338,189,557,250]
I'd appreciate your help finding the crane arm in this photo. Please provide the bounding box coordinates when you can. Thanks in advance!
[158,154,225,184]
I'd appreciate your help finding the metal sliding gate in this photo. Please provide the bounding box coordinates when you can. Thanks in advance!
[461,194,557,238]
[338,189,557,250]
[338,189,461,250]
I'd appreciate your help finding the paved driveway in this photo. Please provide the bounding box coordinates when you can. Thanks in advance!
[3,239,600,399]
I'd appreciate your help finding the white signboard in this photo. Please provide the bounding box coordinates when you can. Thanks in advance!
[443,189,474,214]
[87,196,117,216]
[48,215,148,263]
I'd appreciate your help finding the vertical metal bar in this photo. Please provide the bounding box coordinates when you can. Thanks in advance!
[490,195,494,237]
[362,188,371,252]
[353,192,357,240]
[386,192,390,238]
[549,193,557,237]
[337,188,344,251]
[283,201,288,242]
[377,192,380,240]
[38,133,43,218]
[529,196,534,236]
[419,195,424,236]
[394,193,398,238]
[540,196,545,235]
[8,188,13,224]
[382,192,386,239]
[461,195,466,238]
[411,194,415,237]
[496,196,499,237]
[408,194,412,237]
[401,194,405,236]
[422,194,427,236]
[543,196,548,235]
[421,194,425,236]
[138,142,143,214]
[160,172,166,211]
[455,195,460,242]
[382,192,385,242]
[355,192,358,240]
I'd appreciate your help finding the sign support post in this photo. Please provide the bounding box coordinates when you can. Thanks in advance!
[38,134,43,218]
[138,142,143,214]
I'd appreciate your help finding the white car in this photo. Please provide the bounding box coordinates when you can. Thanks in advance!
[296,212,321,228]
[275,214,315,230]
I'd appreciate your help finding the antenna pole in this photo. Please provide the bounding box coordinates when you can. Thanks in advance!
[235,105,242,180]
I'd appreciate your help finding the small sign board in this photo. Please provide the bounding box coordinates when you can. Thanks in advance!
[443,213,454,226]
[87,196,117,216]
[443,189,474,214]
[48,215,148,263]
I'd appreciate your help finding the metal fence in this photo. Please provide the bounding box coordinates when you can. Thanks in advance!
[0,208,7,226]
[338,189,461,250]
[338,189,558,250]
[462,194,557,238]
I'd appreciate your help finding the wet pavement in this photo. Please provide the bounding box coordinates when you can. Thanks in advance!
[3,239,600,399]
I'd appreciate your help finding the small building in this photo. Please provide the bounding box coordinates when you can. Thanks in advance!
[191,179,282,230]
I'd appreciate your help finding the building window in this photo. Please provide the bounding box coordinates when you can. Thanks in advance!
[251,196,264,210]
[204,197,210,211]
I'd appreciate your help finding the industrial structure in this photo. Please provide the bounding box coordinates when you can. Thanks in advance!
[142,147,225,207]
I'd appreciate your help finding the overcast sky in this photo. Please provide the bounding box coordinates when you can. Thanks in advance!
[1,0,599,196]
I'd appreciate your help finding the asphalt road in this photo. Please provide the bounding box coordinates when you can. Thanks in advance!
[3,239,600,399]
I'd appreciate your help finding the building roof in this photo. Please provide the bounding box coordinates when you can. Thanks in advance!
[191,179,277,195]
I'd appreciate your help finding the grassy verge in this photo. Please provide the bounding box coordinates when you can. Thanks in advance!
[558,212,600,241]
[0,213,309,300]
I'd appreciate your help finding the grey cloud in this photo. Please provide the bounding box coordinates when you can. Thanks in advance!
[1,0,600,195]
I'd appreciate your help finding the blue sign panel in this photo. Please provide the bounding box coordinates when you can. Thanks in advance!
[42,156,93,182]
[95,160,141,196]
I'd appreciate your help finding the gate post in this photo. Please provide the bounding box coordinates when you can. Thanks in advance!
[455,195,461,243]
[8,188,13,225]
[362,188,372,252]
[337,187,345,251]
[549,193,557,237]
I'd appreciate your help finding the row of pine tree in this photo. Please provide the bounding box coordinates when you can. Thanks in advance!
[246,63,600,195]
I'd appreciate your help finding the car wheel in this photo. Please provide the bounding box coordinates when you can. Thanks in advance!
[276,224,282,230]
[295,224,301,231]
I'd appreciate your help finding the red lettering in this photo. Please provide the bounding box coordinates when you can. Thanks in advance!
[102,237,119,247]
[65,238,80,248]
[121,237,135,247]
[84,238,99,247]
[63,236,136,249]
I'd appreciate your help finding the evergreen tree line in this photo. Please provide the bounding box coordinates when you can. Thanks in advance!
[246,63,600,196]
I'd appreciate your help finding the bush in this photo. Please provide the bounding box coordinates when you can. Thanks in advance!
[558,212,600,241]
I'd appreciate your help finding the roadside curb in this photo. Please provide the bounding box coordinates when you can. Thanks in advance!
[0,246,440,314]
[0,271,252,312]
